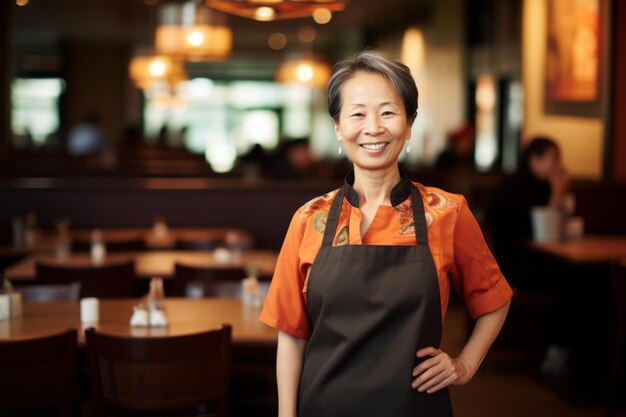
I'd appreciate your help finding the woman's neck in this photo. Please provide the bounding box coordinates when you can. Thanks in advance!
[352,165,402,207]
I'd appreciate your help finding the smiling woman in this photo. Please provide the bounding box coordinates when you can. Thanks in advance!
[333,71,412,173]
[260,50,512,417]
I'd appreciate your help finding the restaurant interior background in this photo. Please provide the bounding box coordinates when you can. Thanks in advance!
[1,0,626,416]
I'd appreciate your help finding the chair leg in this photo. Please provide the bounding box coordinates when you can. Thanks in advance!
[606,336,624,417]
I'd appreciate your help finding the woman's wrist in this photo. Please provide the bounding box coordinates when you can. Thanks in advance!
[455,354,478,380]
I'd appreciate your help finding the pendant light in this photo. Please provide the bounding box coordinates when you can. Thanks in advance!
[128,54,188,90]
[206,0,349,21]
[276,53,331,89]
[156,0,232,61]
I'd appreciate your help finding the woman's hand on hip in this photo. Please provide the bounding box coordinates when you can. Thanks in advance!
[411,347,473,394]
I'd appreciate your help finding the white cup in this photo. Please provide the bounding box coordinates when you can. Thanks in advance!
[80,297,99,324]
[0,294,10,321]
[531,206,563,243]
[91,242,106,263]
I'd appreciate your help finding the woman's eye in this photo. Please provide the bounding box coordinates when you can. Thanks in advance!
[351,113,364,118]
[382,111,395,116]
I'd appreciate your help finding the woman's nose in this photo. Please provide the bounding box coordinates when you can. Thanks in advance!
[364,115,383,135]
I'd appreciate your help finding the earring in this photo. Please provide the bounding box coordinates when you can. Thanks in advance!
[338,144,342,156]
[406,142,411,154]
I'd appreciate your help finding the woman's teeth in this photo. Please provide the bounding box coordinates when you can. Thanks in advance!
[360,143,388,151]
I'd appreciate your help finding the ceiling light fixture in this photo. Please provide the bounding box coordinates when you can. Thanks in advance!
[129,54,188,90]
[276,53,331,89]
[156,1,232,61]
[206,0,348,21]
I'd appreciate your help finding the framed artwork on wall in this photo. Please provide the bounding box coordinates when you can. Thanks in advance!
[544,0,607,117]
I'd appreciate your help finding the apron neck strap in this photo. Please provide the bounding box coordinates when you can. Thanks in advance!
[322,186,346,247]
[321,181,429,248]
[409,184,429,246]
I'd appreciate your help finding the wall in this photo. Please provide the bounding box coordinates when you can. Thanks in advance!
[64,41,128,146]
[379,0,466,165]
[613,0,626,182]
[522,0,605,180]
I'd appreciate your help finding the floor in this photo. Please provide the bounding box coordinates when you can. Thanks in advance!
[441,304,619,417]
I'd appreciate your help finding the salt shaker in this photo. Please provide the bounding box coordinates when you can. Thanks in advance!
[130,305,149,327]
[90,229,106,263]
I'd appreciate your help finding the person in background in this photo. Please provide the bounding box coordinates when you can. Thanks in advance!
[240,143,270,178]
[271,139,316,179]
[485,136,570,290]
[67,113,108,156]
[260,49,511,417]
[485,136,571,375]
[435,124,476,171]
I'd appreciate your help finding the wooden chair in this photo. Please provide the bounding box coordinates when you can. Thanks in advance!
[85,326,232,417]
[174,238,221,251]
[173,263,246,298]
[607,258,626,416]
[14,282,81,302]
[0,329,78,417]
[203,281,243,298]
[35,260,135,298]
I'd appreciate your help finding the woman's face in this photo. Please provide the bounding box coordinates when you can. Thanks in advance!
[530,146,561,180]
[333,72,412,172]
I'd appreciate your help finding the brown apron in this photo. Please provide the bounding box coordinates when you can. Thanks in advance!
[298,178,453,417]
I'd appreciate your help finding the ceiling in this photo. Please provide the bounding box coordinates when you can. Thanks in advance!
[12,0,434,54]
[10,0,435,81]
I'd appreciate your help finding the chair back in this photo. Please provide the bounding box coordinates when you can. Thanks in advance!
[173,263,246,297]
[174,238,221,251]
[0,329,77,417]
[86,326,232,417]
[36,260,135,298]
[15,282,81,302]
[203,281,243,298]
[72,237,145,252]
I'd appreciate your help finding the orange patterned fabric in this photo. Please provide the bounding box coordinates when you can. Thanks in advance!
[260,182,512,340]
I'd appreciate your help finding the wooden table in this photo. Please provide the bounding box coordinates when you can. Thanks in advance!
[0,298,276,345]
[528,235,626,264]
[528,235,626,391]
[0,298,279,416]
[4,250,278,281]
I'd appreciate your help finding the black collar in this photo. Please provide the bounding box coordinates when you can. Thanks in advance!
[342,169,412,208]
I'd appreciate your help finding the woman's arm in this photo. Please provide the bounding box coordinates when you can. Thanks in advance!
[548,164,570,209]
[277,330,307,417]
[411,301,510,393]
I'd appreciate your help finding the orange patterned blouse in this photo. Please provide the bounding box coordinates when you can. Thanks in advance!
[260,176,513,340]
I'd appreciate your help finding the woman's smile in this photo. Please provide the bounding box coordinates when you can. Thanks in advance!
[360,141,390,154]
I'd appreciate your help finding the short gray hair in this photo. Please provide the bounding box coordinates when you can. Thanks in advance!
[327,49,418,122]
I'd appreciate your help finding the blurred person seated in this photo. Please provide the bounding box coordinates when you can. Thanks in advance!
[486,136,572,374]
[486,136,570,288]
[157,125,187,149]
[271,138,317,179]
[13,128,35,149]
[67,113,108,156]
[239,144,270,178]
[434,124,476,171]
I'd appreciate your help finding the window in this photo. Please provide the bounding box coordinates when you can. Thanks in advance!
[143,78,321,172]
[11,78,64,147]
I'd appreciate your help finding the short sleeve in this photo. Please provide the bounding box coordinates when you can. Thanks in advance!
[259,210,311,340]
[451,196,513,319]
